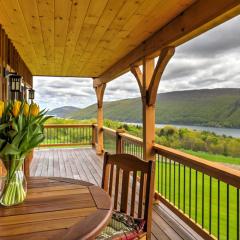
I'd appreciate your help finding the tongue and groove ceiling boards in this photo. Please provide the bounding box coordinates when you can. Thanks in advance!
[0,0,239,80]
[0,0,195,77]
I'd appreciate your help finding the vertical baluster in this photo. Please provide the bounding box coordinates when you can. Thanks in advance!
[174,161,176,205]
[227,184,229,240]
[165,157,167,198]
[157,154,160,194]
[81,127,82,144]
[195,170,198,223]
[73,127,74,144]
[218,180,220,239]
[52,128,53,144]
[183,165,186,213]
[64,128,66,144]
[209,176,212,235]
[178,162,180,209]
[85,127,86,144]
[161,155,163,195]
[202,173,204,228]
[56,128,59,143]
[87,127,89,144]
[189,168,192,217]
[237,188,239,240]
[82,127,83,144]
[68,128,70,144]
[169,159,171,201]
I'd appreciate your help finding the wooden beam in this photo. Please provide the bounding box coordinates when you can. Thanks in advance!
[97,0,240,84]
[95,83,106,108]
[131,47,174,161]
[130,65,143,96]
[94,83,106,155]
[142,58,155,161]
[148,47,175,106]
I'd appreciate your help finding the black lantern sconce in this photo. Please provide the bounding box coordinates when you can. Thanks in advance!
[6,72,23,101]
[29,88,35,102]
[9,74,22,92]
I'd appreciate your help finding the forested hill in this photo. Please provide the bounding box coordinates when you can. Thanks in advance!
[48,106,80,118]
[56,88,240,128]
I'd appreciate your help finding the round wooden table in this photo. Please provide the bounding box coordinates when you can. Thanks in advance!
[0,177,113,240]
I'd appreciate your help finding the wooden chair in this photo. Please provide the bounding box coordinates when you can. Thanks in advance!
[102,152,155,239]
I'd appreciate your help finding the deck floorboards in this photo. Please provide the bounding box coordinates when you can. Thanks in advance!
[31,147,202,240]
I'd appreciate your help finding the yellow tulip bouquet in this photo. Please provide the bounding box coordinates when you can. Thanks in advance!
[0,100,51,206]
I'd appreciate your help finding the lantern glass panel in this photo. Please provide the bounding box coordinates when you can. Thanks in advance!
[10,75,22,92]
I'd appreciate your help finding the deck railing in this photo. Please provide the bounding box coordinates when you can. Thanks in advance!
[40,124,95,147]
[39,124,240,239]
[102,126,240,240]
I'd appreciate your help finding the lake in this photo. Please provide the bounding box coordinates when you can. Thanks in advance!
[124,122,240,138]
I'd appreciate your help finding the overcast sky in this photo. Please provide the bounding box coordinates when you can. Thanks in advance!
[34,16,240,110]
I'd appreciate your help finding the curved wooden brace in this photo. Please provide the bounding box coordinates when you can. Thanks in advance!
[130,65,143,96]
[147,47,175,106]
[95,83,106,108]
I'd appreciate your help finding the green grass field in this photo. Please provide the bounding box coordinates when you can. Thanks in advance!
[182,149,240,165]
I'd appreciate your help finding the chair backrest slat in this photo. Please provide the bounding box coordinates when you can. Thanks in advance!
[109,164,114,196]
[102,153,155,238]
[138,172,145,218]
[120,170,130,213]
[114,166,120,209]
[130,171,137,216]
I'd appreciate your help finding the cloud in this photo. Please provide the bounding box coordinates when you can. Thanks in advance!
[176,16,240,58]
[33,16,240,110]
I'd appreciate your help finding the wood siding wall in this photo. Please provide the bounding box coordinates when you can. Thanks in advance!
[0,25,32,101]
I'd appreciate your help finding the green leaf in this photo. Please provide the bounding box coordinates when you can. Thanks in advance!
[0,139,6,150]
[8,130,18,140]
[28,133,45,149]
[12,119,18,132]
[0,123,9,131]
[1,143,21,155]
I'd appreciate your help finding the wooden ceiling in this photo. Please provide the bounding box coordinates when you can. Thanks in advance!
[0,0,196,77]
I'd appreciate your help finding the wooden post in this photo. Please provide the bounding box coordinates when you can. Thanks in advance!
[116,129,125,154]
[92,124,97,148]
[94,83,106,155]
[131,47,175,161]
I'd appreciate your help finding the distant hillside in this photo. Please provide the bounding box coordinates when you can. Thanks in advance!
[61,88,240,128]
[48,106,80,118]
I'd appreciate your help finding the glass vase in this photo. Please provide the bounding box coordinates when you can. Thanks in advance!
[0,158,27,206]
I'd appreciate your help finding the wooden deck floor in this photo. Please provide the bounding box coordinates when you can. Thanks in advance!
[31,147,202,240]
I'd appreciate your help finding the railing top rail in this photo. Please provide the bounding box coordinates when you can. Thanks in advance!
[44,124,93,128]
[102,126,117,135]
[153,143,240,188]
[120,132,143,145]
